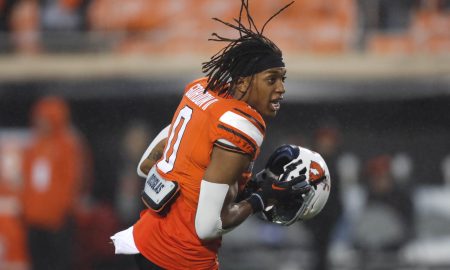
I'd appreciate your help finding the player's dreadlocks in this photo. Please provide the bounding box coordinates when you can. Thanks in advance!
[202,0,294,95]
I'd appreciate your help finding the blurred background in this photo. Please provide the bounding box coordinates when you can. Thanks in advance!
[0,0,449,269]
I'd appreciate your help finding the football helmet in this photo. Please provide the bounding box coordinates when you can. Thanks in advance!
[261,145,331,226]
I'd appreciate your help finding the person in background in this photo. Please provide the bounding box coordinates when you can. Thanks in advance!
[0,135,30,270]
[9,0,41,54]
[21,96,84,270]
[41,0,91,32]
[0,0,14,32]
[303,125,344,270]
[353,154,414,268]
[116,121,153,227]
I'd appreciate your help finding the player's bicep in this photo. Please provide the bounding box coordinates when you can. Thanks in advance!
[203,146,251,185]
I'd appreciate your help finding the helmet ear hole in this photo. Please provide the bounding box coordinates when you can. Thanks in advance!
[271,156,291,174]
[265,144,300,175]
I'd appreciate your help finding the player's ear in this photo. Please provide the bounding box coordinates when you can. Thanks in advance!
[234,77,251,99]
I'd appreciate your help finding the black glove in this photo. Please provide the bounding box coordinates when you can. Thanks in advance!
[240,144,300,198]
[237,169,276,201]
[246,174,309,213]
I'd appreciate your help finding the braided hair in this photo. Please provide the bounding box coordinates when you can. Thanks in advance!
[202,0,294,95]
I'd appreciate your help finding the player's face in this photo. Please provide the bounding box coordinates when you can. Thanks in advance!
[245,67,286,117]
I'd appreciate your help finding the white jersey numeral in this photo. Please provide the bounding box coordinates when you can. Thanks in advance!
[157,106,193,173]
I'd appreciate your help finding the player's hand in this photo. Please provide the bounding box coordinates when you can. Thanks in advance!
[247,174,309,212]
[247,144,300,191]
[244,144,305,212]
[245,168,276,194]
[238,162,290,202]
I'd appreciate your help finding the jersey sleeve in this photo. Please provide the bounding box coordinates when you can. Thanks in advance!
[212,106,266,159]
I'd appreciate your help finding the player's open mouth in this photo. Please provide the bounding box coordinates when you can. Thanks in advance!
[270,98,283,111]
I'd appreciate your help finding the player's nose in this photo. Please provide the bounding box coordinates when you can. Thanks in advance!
[276,82,286,94]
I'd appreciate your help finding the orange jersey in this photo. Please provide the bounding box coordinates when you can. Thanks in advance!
[0,185,29,266]
[133,78,266,270]
[21,96,84,230]
[21,132,82,230]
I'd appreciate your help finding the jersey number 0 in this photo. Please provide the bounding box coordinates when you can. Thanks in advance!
[157,106,193,173]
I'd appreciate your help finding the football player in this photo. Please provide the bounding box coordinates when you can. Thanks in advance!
[111,1,303,269]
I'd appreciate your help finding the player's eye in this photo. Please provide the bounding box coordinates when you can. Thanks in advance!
[282,76,287,82]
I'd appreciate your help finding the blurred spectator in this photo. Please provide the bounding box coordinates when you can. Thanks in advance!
[410,0,450,54]
[41,0,90,31]
[87,0,171,54]
[333,151,364,249]
[354,154,414,267]
[0,183,29,270]
[359,0,420,32]
[0,133,30,270]
[391,152,413,186]
[70,121,146,270]
[87,0,167,32]
[21,96,85,270]
[442,154,450,186]
[303,125,344,270]
[267,0,357,54]
[115,121,153,227]
[358,0,420,50]
[420,0,450,10]
[6,0,90,53]
[0,0,14,31]
[9,0,41,54]
[3,0,447,55]
[366,0,450,55]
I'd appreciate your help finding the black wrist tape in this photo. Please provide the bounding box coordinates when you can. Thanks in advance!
[246,193,264,213]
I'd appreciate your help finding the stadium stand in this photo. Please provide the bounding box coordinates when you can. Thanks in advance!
[0,0,447,56]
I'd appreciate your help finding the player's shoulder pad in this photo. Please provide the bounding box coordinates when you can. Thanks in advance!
[212,102,266,157]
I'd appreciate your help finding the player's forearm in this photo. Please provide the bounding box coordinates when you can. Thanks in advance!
[137,125,170,177]
[195,146,253,240]
[196,179,255,240]
[139,138,167,175]
[220,181,255,229]
[221,200,254,230]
